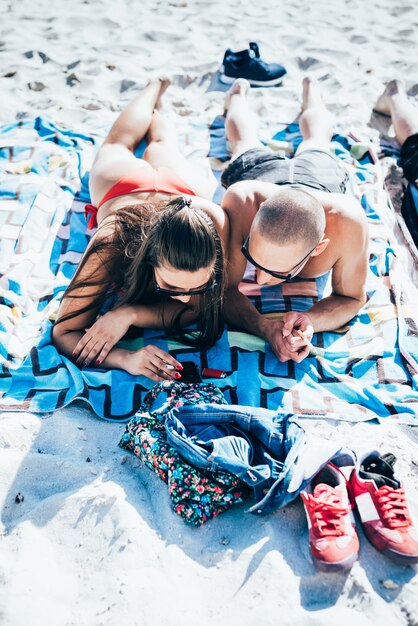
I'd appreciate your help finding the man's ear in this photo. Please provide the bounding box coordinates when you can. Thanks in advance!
[311,238,330,256]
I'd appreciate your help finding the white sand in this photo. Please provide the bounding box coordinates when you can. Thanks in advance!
[1,1,418,624]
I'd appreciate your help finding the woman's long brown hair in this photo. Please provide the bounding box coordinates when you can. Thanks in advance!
[56,197,225,348]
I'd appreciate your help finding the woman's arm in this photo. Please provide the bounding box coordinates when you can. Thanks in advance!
[52,223,182,380]
[52,221,118,358]
[71,300,198,367]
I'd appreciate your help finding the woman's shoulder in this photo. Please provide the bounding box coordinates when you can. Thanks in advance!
[93,214,117,242]
[189,197,229,245]
[78,215,120,279]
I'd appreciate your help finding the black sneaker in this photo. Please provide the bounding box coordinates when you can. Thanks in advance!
[220,42,287,87]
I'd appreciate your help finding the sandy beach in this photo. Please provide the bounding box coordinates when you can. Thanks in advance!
[1,0,418,624]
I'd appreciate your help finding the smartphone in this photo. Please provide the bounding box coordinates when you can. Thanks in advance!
[180,361,202,383]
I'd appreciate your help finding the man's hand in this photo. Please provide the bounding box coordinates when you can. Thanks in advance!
[282,311,314,350]
[264,312,314,363]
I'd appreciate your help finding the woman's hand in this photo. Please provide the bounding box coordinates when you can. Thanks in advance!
[123,345,183,382]
[73,306,136,367]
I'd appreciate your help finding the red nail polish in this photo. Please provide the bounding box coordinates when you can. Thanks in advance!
[177,364,183,370]
[96,359,101,365]
[72,352,76,358]
[175,372,181,379]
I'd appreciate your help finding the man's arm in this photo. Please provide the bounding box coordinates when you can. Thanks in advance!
[224,286,306,361]
[304,207,369,333]
[223,286,271,338]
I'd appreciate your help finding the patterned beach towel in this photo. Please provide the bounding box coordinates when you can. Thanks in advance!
[0,116,417,423]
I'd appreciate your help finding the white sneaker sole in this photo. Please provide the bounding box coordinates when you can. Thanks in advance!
[219,68,284,87]
[315,551,358,572]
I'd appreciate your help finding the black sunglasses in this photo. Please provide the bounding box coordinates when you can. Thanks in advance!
[153,270,218,297]
[241,236,318,281]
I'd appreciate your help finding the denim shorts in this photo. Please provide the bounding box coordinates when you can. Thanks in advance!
[221,147,349,193]
[399,133,418,185]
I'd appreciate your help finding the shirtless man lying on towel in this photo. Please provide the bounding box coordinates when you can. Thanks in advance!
[221,77,369,363]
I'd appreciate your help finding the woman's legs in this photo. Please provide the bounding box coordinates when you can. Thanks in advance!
[374,80,418,146]
[224,79,263,161]
[296,77,334,153]
[143,110,214,200]
[89,79,169,205]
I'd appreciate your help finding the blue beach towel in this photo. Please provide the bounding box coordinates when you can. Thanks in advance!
[0,116,417,423]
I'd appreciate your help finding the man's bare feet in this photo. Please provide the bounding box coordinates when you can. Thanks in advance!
[373,80,404,116]
[301,77,324,112]
[224,78,251,114]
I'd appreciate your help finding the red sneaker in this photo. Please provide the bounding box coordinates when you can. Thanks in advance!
[301,463,359,571]
[350,451,418,564]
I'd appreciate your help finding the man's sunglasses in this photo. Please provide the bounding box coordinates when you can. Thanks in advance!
[241,236,318,281]
[154,271,218,297]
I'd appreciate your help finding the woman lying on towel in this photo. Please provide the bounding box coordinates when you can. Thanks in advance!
[53,79,228,382]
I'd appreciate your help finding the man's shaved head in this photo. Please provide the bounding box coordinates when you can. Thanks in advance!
[253,188,325,248]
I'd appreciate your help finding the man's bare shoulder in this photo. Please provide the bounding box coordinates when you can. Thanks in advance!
[221,181,279,213]
[317,192,366,223]
[317,193,369,264]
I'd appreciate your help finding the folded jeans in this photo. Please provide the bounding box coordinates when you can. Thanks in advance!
[165,403,345,514]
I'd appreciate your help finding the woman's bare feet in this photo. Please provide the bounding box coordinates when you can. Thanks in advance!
[224,78,251,114]
[373,80,404,116]
[155,78,171,109]
[147,77,171,110]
